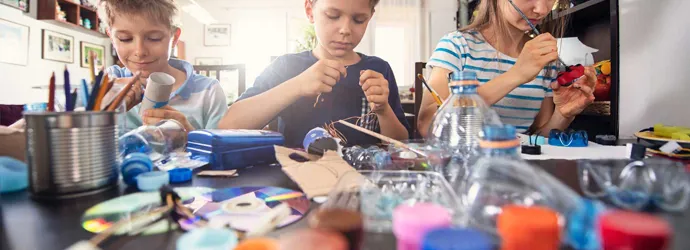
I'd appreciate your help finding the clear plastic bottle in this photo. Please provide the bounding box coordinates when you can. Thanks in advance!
[455,124,603,250]
[118,119,188,163]
[427,71,499,154]
[341,146,392,170]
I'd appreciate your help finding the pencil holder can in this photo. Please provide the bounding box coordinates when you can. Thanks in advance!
[24,111,119,199]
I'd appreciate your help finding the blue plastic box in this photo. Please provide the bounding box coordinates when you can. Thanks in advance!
[187,130,285,170]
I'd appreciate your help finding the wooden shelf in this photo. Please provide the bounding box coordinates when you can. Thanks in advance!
[38,0,107,38]
[552,0,608,20]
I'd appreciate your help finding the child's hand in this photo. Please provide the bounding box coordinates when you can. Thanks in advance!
[360,70,390,113]
[142,106,195,132]
[114,74,145,110]
[296,59,347,97]
[551,66,597,118]
[510,33,559,83]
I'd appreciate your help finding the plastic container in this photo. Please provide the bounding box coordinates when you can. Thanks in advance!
[187,129,284,170]
[598,210,671,250]
[497,205,561,250]
[321,170,461,233]
[578,158,690,212]
[427,71,501,154]
[456,125,602,249]
[0,157,28,193]
[422,227,493,250]
[119,119,188,163]
[393,203,452,250]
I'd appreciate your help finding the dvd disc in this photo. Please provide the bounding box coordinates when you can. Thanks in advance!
[81,187,215,235]
[179,186,310,232]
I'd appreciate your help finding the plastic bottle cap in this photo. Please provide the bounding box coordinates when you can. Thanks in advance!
[121,153,153,186]
[168,168,193,183]
[598,210,671,250]
[234,238,279,250]
[422,227,493,250]
[136,171,169,191]
[497,205,560,250]
[176,228,238,250]
[0,157,28,193]
[393,203,452,245]
[450,71,477,81]
[482,125,517,141]
[566,199,605,250]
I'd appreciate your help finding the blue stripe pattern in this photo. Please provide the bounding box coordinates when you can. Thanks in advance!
[429,58,461,72]
[492,104,541,112]
[500,115,534,121]
[505,94,544,101]
[464,65,555,81]
[516,125,530,130]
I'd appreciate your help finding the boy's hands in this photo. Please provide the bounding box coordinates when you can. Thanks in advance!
[360,70,390,113]
[113,74,146,110]
[296,59,347,97]
[142,106,195,132]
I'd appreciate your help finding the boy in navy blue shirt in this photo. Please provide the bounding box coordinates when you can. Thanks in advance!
[219,0,409,147]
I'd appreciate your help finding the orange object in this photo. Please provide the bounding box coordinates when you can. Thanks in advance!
[105,72,141,111]
[93,75,110,111]
[478,139,521,149]
[234,238,279,250]
[498,205,561,250]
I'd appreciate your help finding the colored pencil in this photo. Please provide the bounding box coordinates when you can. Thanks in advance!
[93,74,110,111]
[64,66,73,111]
[106,72,141,111]
[48,72,56,112]
[80,79,90,108]
[86,71,104,111]
[89,51,96,85]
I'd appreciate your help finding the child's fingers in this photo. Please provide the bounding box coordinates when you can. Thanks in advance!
[323,60,347,77]
[320,75,337,87]
[366,95,387,104]
[365,86,384,96]
[550,80,561,91]
[359,70,383,82]
[574,84,595,100]
[322,67,341,81]
[142,116,165,125]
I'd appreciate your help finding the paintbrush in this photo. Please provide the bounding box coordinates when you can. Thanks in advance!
[105,72,142,111]
[417,74,443,106]
[507,0,568,68]
[337,120,428,157]
[88,51,96,85]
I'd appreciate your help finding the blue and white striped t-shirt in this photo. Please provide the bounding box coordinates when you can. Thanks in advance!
[428,30,558,132]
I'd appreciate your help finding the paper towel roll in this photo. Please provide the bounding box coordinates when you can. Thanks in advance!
[139,72,175,115]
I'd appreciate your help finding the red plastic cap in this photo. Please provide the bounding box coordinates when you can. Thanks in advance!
[599,210,671,250]
[497,205,561,250]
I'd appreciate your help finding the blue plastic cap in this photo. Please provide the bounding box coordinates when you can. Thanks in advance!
[121,153,153,186]
[136,171,170,191]
[450,71,478,81]
[566,199,605,250]
[482,124,517,141]
[303,127,331,151]
[168,168,193,184]
[176,228,238,250]
[0,157,28,193]
[422,228,493,250]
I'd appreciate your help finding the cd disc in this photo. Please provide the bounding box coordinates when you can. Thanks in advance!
[81,187,215,235]
[179,186,310,232]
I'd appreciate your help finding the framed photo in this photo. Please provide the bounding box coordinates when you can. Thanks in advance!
[81,42,105,69]
[204,24,231,46]
[195,57,223,66]
[42,29,74,63]
[0,0,29,12]
[0,18,29,66]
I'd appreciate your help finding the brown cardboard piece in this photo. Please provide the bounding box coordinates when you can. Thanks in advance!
[274,145,361,198]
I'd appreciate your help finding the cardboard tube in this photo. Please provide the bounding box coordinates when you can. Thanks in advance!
[139,72,174,115]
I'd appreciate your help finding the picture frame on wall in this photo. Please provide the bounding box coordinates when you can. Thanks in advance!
[42,29,74,63]
[204,24,231,46]
[0,18,29,66]
[80,41,105,69]
[195,57,223,66]
[0,0,29,12]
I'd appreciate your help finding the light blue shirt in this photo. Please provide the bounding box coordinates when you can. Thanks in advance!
[107,59,228,132]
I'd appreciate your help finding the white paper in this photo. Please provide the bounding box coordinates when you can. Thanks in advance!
[139,72,175,115]
[557,37,598,66]
[521,142,628,160]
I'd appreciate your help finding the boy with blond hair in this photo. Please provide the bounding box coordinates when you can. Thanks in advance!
[100,0,227,132]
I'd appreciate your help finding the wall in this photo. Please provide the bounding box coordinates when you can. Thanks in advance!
[618,0,690,138]
[0,0,112,105]
[181,0,459,92]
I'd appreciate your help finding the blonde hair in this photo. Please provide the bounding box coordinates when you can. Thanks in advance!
[310,0,381,10]
[98,0,182,31]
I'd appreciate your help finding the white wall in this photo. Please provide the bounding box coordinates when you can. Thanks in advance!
[0,0,112,104]
[181,0,459,90]
[619,0,690,138]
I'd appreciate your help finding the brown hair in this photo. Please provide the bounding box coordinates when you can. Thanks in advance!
[98,0,181,31]
[310,0,381,10]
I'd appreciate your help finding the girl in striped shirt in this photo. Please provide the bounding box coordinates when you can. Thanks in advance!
[418,0,597,136]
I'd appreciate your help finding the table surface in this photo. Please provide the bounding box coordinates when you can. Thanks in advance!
[1,160,689,250]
